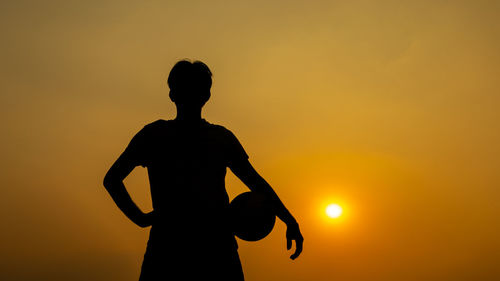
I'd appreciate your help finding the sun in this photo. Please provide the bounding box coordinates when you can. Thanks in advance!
[326,204,342,218]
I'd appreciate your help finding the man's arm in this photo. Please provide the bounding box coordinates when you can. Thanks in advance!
[230,159,304,260]
[103,152,153,228]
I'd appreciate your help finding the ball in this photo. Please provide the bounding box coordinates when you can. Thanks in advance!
[229,192,276,241]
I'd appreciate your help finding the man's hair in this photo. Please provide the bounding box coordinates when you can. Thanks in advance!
[167,59,213,94]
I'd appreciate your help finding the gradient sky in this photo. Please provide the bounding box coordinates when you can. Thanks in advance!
[1,1,499,280]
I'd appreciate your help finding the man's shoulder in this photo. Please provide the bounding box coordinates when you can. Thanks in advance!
[204,121,248,160]
[131,119,172,140]
[146,119,171,128]
[203,121,245,149]
[141,119,173,131]
[203,120,235,136]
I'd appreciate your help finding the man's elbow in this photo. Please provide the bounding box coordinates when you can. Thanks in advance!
[103,172,117,190]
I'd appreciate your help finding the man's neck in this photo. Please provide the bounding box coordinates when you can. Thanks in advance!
[175,109,203,123]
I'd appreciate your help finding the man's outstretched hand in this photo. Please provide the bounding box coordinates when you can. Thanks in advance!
[286,221,304,260]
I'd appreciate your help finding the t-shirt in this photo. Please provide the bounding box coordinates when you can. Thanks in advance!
[121,118,248,251]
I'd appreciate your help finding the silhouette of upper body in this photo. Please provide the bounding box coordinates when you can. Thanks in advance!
[103,60,303,281]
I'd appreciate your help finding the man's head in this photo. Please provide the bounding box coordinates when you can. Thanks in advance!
[167,60,212,108]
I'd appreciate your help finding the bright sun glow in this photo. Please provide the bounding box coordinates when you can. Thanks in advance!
[326,204,343,218]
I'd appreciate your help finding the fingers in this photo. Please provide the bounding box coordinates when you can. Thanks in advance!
[290,238,303,260]
[286,222,304,260]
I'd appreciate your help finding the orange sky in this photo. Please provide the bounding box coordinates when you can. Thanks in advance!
[1,1,499,280]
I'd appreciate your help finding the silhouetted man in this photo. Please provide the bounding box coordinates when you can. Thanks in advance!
[103,60,303,281]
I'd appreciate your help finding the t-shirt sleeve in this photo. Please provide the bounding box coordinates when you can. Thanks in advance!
[224,129,249,167]
[121,125,151,168]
